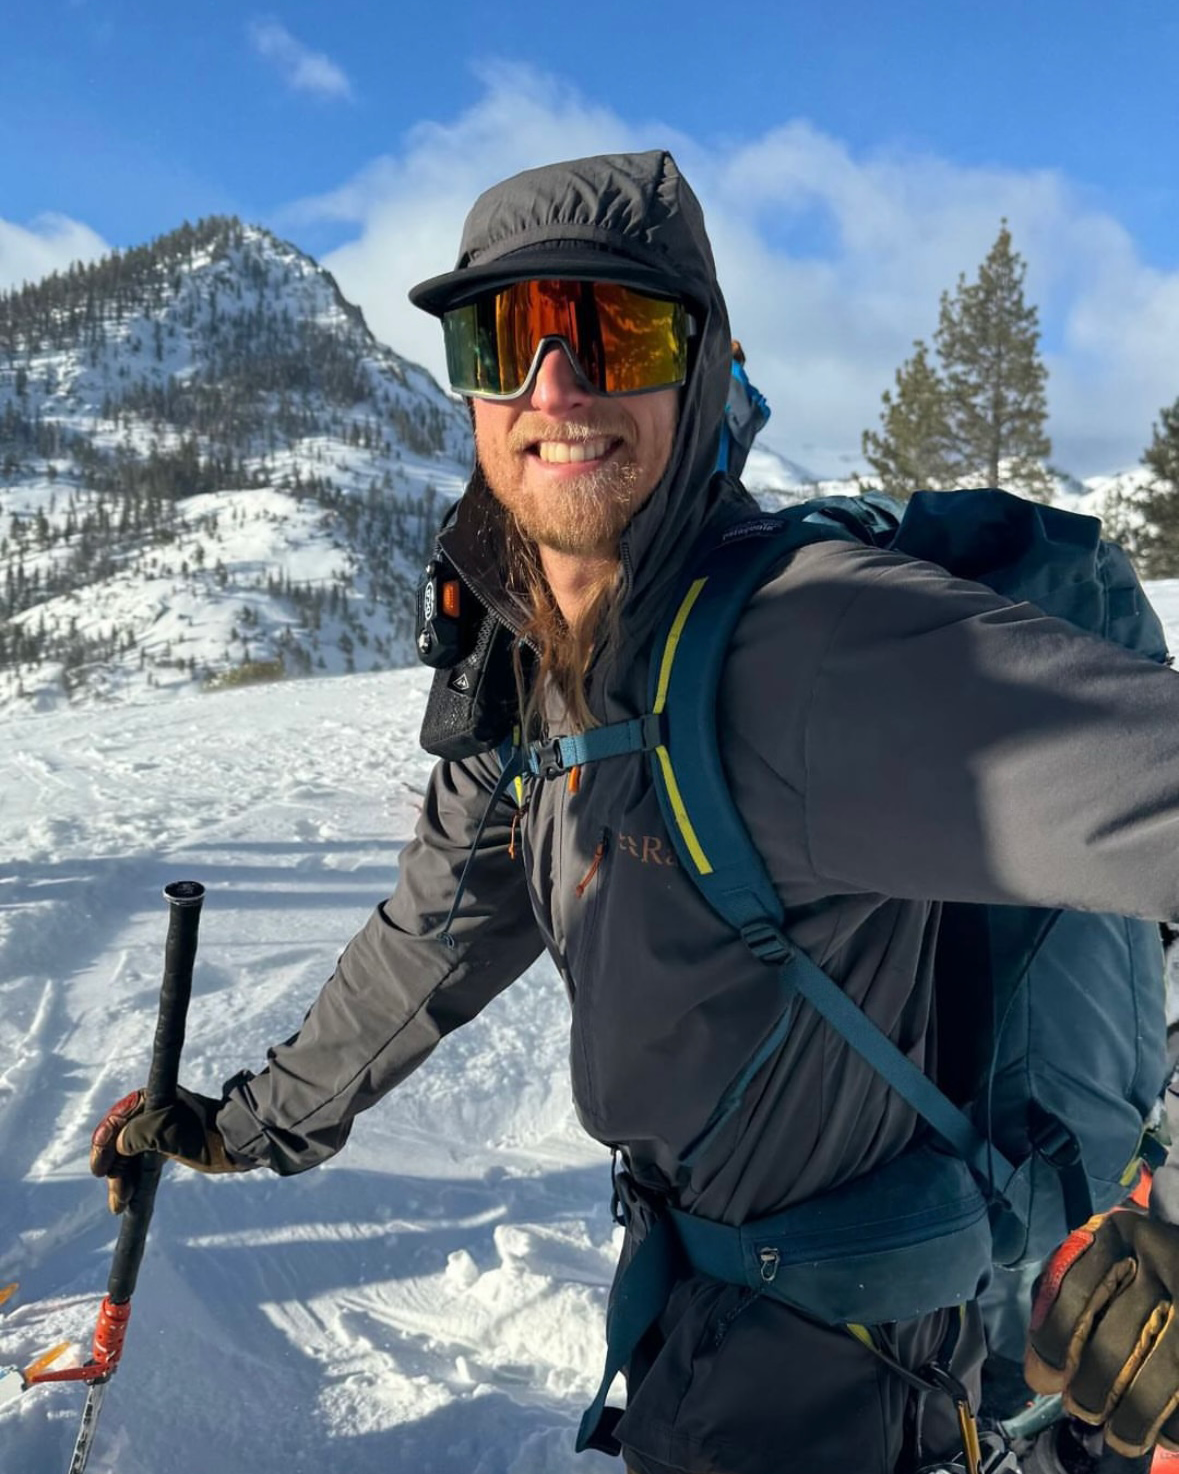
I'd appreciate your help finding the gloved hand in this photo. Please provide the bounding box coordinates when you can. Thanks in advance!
[90,1086,250,1213]
[1025,1208,1179,1457]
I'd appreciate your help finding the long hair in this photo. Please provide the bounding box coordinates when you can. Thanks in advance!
[503,516,622,739]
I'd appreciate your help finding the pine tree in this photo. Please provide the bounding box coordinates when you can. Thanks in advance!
[861,340,956,497]
[1135,397,1179,577]
[934,221,1051,497]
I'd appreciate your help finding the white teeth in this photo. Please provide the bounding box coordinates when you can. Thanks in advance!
[537,438,612,464]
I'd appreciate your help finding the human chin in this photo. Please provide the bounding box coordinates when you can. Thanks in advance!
[511,460,642,556]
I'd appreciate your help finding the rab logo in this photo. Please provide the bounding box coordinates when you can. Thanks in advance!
[617,833,677,867]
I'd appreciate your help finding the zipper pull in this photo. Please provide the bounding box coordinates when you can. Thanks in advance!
[954,1398,983,1474]
[757,1247,780,1283]
[927,1363,983,1474]
[575,829,609,898]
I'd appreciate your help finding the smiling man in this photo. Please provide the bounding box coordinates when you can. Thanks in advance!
[92,152,1179,1474]
[469,297,678,610]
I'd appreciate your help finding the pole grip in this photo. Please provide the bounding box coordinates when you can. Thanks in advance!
[145,880,204,1110]
[107,881,205,1307]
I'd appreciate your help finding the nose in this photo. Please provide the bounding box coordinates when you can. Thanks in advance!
[528,341,595,415]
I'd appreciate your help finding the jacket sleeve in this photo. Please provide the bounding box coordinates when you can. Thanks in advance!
[216,748,542,1173]
[732,539,1179,920]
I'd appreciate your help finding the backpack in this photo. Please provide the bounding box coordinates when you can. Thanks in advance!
[715,357,771,478]
[550,487,1172,1455]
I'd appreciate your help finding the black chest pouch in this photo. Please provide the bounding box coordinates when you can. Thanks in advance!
[415,547,527,761]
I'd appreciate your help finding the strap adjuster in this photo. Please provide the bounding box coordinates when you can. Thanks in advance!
[1028,1104,1081,1169]
[539,740,567,780]
[638,711,666,750]
[739,919,795,965]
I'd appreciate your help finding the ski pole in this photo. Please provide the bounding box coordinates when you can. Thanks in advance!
[24,880,206,1473]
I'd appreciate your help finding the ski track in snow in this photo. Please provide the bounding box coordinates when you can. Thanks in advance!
[0,669,618,1474]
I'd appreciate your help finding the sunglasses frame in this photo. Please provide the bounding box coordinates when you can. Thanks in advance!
[442,279,698,402]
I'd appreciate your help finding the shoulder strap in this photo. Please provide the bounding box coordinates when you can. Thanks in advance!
[645,505,881,930]
[646,509,1014,1195]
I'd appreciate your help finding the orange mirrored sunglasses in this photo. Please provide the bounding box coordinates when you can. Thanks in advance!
[442,279,695,399]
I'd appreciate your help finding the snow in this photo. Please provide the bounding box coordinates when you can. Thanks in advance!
[0,669,620,1473]
[0,222,473,716]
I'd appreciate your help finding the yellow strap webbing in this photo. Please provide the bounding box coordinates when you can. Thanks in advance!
[654,578,707,715]
[651,578,712,874]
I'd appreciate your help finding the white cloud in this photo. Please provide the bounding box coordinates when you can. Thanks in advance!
[285,67,1179,478]
[249,19,353,101]
[0,213,109,293]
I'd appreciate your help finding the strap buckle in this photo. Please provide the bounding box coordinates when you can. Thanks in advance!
[739,919,795,965]
[539,740,567,780]
[524,739,567,780]
[1028,1104,1081,1169]
[637,711,666,750]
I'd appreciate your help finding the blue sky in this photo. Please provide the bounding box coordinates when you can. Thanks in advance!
[4,0,1179,476]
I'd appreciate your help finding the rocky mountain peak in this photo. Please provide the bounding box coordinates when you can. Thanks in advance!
[0,216,472,713]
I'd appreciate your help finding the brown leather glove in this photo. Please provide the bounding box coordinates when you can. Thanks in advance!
[1026,1208,1179,1457]
[90,1086,250,1213]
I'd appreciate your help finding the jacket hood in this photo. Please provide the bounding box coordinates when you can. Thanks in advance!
[409,149,718,319]
[431,151,743,700]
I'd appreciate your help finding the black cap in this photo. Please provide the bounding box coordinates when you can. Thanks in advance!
[409,237,682,318]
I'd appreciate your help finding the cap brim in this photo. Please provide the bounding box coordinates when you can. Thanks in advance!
[408,248,682,317]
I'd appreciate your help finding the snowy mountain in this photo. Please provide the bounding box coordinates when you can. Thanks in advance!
[1,216,1166,725]
[739,442,821,502]
[742,447,1149,519]
[1058,463,1154,527]
[0,217,472,715]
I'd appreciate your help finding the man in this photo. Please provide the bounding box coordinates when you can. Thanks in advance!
[92,152,1179,1472]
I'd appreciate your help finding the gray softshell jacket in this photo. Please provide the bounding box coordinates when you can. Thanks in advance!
[216,153,1179,1471]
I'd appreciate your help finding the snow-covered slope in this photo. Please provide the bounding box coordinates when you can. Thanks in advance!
[0,218,471,717]
[739,442,820,503]
[0,669,617,1474]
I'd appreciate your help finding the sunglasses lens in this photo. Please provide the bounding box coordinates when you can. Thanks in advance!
[443,301,504,395]
[442,280,690,398]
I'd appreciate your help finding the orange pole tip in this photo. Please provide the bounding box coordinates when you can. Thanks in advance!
[0,1283,18,1310]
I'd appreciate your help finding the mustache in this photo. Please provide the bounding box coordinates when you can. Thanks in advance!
[506,415,634,452]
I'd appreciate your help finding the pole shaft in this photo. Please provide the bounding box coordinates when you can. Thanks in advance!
[66,1380,107,1474]
[107,881,204,1306]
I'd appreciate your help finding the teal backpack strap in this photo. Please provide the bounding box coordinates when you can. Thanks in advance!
[577,504,1003,1458]
[524,712,665,780]
[574,1214,682,1454]
[646,510,1013,1193]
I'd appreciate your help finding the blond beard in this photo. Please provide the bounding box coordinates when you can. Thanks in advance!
[509,457,642,555]
[476,412,655,558]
